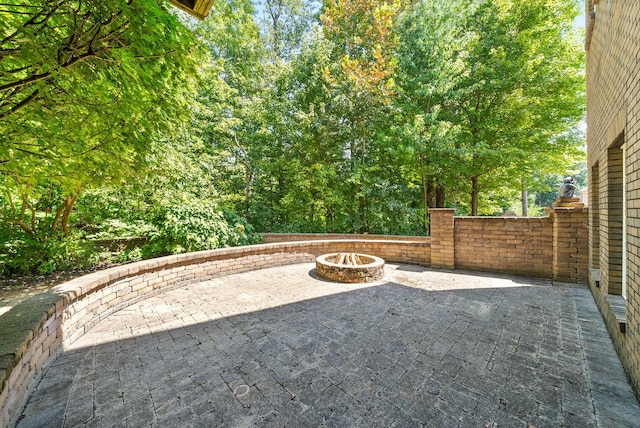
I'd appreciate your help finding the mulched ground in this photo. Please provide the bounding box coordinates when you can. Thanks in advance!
[0,264,127,315]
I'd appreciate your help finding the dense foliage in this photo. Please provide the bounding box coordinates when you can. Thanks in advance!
[0,0,586,274]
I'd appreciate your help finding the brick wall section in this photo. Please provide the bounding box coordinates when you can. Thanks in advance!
[454,217,554,278]
[428,208,586,281]
[590,163,600,268]
[429,209,456,269]
[586,0,640,399]
[550,207,590,282]
[606,145,625,295]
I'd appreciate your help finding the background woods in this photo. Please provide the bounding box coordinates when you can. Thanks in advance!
[0,0,585,274]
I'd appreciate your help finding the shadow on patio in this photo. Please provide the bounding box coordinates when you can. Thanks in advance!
[16,264,640,427]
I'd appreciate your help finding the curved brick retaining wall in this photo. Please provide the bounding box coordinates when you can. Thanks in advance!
[0,238,430,427]
[262,233,429,242]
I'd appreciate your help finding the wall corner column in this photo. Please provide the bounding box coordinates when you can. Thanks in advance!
[429,208,455,270]
[547,200,589,282]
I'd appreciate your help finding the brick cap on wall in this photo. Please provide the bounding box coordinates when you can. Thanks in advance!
[428,208,456,214]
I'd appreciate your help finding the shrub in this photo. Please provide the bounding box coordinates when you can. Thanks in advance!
[0,232,96,276]
[143,200,258,257]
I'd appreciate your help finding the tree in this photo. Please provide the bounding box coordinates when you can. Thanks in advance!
[257,0,317,59]
[190,0,271,223]
[396,0,584,216]
[0,0,200,237]
[320,0,405,232]
[394,0,466,230]
[445,0,584,215]
[75,135,259,260]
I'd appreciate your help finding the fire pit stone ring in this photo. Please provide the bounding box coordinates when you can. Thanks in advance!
[315,252,385,283]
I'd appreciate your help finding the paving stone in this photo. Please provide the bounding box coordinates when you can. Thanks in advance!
[90,403,132,426]
[156,402,196,426]
[190,409,223,427]
[126,397,156,424]
[13,404,65,428]
[13,263,640,427]
[417,401,462,428]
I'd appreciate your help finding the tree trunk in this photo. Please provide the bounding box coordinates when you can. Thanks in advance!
[426,179,436,208]
[6,190,16,217]
[471,176,479,216]
[361,119,367,164]
[436,184,445,208]
[422,173,429,234]
[233,134,253,221]
[521,178,528,217]
[244,168,254,220]
[51,204,65,233]
[420,155,430,234]
[358,194,367,234]
[326,205,334,232]
[7,187,35,234]
[61,195,77,238]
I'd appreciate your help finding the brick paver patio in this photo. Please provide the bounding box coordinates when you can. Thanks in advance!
[15,263,640,427]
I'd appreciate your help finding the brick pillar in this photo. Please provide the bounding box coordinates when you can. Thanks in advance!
[429,208,455,270]
[547,199,589,282]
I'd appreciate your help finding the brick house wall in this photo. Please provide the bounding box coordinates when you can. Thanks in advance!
[586,0,640,399]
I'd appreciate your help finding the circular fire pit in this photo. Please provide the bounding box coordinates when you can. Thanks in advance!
[315,252,385,283]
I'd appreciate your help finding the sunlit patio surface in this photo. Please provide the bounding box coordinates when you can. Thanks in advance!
[16,263,640,427]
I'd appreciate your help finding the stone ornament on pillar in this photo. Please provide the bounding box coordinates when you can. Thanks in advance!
[553,177,584,208]
[558,176,577,198]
